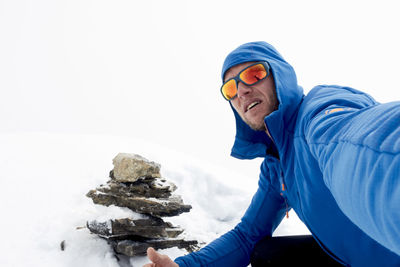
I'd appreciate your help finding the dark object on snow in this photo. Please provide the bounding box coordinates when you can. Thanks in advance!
[60,240,65,251]
[86,185,191,217]
[87,218,197,256]
[87,217,184,240]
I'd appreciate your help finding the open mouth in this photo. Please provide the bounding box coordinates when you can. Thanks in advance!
[246,101,260,112]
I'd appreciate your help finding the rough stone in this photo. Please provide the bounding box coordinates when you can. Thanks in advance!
[86,190,192,217]
[112,153,161,182]
[87,218,184,240]
[87,220,112,236]
[95,178,176,199]
[114,239,199,256]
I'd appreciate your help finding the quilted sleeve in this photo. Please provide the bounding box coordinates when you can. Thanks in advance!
[303,85,400,256]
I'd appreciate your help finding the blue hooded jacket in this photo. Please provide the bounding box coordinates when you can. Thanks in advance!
[175,42,400,266]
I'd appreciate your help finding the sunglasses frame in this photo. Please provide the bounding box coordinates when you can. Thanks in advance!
[221,61,270,101]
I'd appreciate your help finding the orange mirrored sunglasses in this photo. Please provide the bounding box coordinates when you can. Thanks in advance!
[221,62,270,101]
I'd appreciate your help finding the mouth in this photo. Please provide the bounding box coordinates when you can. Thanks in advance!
[246,101,261,112]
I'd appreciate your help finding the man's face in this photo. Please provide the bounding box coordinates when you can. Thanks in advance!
[224,61,279,131]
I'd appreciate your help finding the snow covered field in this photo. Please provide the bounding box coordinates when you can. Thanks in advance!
[0,132,309,267]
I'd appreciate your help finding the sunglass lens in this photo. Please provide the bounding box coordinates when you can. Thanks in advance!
[221,79,237,100]
[239,63,267,85]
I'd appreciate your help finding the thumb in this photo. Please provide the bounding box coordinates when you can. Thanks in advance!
[146,247,178,267]
[147,247,161,264]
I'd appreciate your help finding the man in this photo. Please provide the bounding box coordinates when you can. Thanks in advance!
[143,41,400,266]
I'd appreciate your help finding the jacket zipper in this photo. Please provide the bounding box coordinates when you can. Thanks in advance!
[280,170,289,219]
[265,121,289,218]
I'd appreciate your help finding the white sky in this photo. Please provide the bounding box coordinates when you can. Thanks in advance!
[1,0,400,167]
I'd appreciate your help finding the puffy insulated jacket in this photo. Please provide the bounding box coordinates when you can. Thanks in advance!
[175,41,400,267]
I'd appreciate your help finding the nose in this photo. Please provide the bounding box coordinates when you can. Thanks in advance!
[237,82,252,98]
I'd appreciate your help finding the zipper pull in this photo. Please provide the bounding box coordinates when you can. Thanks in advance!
[281,183,289,219]
[285,199,289,219]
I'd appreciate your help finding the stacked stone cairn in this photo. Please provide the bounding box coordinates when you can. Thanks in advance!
[86,153,198,257]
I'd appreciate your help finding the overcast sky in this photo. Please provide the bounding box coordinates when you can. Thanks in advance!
[1,0,400,167]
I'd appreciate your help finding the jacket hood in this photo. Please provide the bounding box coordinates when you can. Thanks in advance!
[221,41,304,159]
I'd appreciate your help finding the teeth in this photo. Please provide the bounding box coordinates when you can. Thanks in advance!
[247,101,259,111]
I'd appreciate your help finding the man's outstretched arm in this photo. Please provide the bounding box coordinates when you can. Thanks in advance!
[175,167,286,267]
[303,85,400,256]
[143,160,287,267]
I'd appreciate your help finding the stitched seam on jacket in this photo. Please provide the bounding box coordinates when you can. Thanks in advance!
[308,139,400,155]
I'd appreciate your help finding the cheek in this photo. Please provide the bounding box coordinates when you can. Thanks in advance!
[269,80,278,99]
[231,100,241,112]
[265,81,277,103]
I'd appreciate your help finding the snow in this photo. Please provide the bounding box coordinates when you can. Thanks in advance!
[0,132,309,266]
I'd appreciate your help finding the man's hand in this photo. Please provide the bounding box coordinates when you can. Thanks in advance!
[142,247,179,267]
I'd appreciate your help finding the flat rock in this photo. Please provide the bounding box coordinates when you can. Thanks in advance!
[86,190,192,217]
[114,239,199,256]
[96,178,176,199]
[87,218,183,240]
[112,153,161,182]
